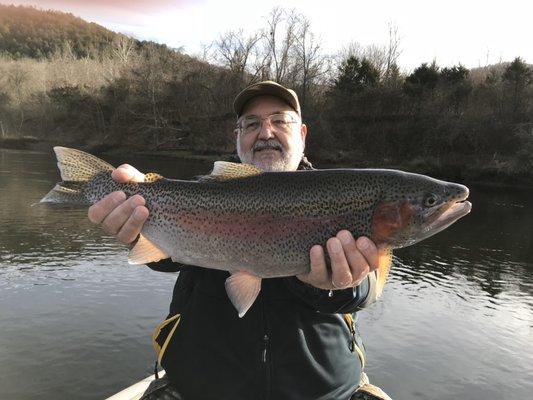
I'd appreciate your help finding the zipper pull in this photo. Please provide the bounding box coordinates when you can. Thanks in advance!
[262,334,269,363]
[348,318,357,352]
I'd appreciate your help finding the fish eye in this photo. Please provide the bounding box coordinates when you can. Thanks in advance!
[424,194,439,207]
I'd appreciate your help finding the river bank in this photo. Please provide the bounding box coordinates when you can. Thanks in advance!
[2,139,531,188]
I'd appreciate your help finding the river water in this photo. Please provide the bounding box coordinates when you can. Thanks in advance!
[0,148,531,400]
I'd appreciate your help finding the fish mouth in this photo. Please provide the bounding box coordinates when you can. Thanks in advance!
[423,186,471,238]
[426,200,472,234]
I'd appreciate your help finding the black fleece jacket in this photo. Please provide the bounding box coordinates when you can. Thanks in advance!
[148,260,370,400]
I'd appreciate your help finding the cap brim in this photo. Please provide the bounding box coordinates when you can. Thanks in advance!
[233,82,300,117]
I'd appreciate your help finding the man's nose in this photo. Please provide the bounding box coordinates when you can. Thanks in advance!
[257,119,275,140]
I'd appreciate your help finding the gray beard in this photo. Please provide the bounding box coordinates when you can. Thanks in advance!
[237,138,304,172]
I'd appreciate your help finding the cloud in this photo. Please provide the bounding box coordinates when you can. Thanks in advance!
[9,1,201,21]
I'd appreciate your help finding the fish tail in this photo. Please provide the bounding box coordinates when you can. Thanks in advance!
[40,147,115,205]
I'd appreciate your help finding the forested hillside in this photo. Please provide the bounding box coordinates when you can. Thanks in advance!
[0,5,532,186]
[0,4,121,58]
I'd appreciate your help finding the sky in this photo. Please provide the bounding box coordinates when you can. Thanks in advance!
[6,0,533,71]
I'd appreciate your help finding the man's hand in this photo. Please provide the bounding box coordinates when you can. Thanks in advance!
[87,164,149,245]
[297,231,378,290]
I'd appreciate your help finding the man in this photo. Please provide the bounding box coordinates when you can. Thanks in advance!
[89,81,389,400]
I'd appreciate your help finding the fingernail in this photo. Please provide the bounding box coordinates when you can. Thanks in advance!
[113,191,126,203]
[329,240,342,254]
[133,207,146,220]
[131,196,145,207]
[310,245,322,257]
[357,237,370,250]
[338,231,352,245]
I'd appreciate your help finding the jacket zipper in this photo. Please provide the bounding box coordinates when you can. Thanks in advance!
[344,314,366,368]
[260,292,271,400]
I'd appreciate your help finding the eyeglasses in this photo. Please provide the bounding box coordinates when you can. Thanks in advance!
[237,113,299,135]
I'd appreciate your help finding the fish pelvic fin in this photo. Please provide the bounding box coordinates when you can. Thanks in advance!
[375,247,393,297]
[225,271,262,318]
[128,234,169,265]
[54,146,115,182]
[200,161,263,182]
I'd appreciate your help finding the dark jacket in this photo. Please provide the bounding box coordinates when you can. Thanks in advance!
[149,261,371,400]
[147,159,377,400]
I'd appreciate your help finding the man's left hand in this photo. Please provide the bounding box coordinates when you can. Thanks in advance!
[297,231,378,290]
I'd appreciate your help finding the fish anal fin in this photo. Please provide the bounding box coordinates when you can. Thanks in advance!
[375,247,393,296]
[225,271,262,318]
[128,234,169,265]
[200,162,263,182]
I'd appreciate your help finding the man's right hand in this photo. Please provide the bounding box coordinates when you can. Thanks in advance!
[87,164,149,245]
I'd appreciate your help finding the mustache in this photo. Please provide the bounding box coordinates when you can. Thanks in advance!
[253,140,284,152]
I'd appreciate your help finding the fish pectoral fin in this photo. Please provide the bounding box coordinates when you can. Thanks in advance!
[376,247,393,297]
[200,161,263,181]
[225,271,262,318]
[128,234,169,265]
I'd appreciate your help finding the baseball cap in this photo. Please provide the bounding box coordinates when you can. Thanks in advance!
[233,80,301,117]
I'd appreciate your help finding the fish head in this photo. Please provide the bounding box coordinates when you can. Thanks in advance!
[371,172,471,249]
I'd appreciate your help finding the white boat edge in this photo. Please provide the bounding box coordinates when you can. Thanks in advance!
[105,370,166,400]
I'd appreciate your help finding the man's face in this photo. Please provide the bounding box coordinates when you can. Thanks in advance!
[235,95,307,172]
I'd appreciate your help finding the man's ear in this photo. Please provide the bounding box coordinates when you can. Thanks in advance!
[300,124,308,144]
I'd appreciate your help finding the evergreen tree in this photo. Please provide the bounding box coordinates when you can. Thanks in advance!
[404,61,440,95]
[334,56,380,93]
[502,57,532,119]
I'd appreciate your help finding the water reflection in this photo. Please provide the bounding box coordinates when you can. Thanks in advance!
[1,148,532,400]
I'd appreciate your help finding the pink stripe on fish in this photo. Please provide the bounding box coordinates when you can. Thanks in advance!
[177,210,347,241]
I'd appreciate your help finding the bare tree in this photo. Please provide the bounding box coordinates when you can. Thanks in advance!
[293,14,327,109]
[264,7,297,84]
[247,34,274,83]
[5,66,29,134]
[339,42,386,76]
[213,29,261,79]
[384,23,402,84]
[112,35,136,64]
[336,24,401,84]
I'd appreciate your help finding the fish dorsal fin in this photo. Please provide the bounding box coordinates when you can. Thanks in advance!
[201,162,263,181]
[128,234,169,265]
[54,147,115,182]
[144,172,164,183]
[375,247,393,297]
[225,271,262,318]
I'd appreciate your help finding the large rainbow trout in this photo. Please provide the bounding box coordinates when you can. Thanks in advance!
[41,147,471,316]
